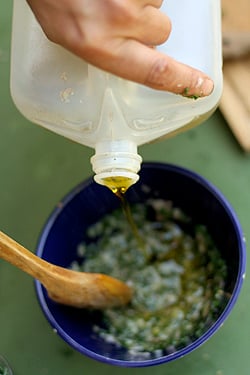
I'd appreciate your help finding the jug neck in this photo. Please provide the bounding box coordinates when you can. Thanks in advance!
[91,140,142,193]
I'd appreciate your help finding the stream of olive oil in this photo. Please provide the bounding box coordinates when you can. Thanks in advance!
[118,191,144,245]
[102,177,146,255]
[112,190,148,258]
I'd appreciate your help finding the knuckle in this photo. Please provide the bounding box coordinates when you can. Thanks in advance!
[145,57,171,88]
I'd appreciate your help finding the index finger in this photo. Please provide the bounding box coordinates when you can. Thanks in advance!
[97,40,214,97]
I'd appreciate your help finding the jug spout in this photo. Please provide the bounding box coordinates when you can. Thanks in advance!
[91,139,142,193]
[90,87,142,193]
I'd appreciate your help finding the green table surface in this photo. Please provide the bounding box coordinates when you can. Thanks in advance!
[1,3,249,375]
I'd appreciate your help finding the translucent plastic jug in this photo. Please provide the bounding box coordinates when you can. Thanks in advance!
[10,0,223,192]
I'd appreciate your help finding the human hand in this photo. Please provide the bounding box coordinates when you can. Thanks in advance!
[26,0,214,97]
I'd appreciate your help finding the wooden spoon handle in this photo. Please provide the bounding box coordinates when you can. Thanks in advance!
[0,231,132,309]
[0,230,50,283]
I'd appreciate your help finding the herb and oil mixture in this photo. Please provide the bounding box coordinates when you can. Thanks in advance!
[72,198,229,359]
[0,363,9,375]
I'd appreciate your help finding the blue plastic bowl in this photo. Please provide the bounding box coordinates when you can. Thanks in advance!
[35,162,246,367]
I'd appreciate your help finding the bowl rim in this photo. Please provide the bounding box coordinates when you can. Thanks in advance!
[35,162,246,367]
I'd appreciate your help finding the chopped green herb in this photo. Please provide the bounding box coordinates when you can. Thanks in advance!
[182,87,201,99]
[0,366,8,375]
[73,199,229,358]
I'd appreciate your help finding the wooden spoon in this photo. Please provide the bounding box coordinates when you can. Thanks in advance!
[0,231,132,309]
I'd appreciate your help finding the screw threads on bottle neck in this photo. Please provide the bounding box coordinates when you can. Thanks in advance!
[91,141,142,193]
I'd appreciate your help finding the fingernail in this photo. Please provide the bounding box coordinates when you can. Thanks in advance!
[182,78,214,99]
[201,78,214,96]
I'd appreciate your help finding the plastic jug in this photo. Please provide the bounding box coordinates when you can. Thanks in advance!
[10,0,222,193]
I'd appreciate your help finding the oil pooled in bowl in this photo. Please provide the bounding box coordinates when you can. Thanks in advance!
[70,198,229,360]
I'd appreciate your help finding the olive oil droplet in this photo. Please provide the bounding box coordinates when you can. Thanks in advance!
[102,176,134,195]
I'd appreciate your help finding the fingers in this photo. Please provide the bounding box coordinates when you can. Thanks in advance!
[139,0,163,8]
[88,40,214,97]
[144,52,214,97]
[133,6,171,46]
[26,0,214,97]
